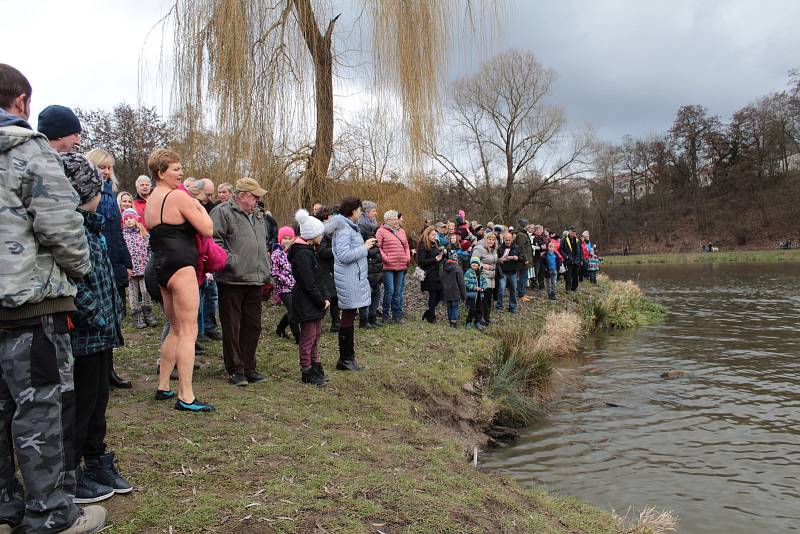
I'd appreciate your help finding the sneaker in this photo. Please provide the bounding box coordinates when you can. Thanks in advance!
[83,452,133,494]
[392,317,403,324]
[229,374,248,386]
[60,505,107,534]
[245,373,266,384]
[465,322,473,330]
[330,323,340,333]
[508,308,517,314]
[174,398,215,412]
[475,322,483,331]
[449,321,458,328]
[74,467,114,504]
[154,389,176,401]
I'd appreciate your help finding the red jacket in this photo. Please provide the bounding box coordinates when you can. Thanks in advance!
[376,225,410,271]
[133,196,147,224]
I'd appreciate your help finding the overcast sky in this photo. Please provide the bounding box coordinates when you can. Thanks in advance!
[5,0,798,144]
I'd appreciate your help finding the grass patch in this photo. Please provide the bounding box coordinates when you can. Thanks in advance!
[602,248,800,265]
[102,277,661,532]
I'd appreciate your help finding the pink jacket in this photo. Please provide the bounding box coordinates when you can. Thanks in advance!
[195,235,228,285]
[376,225,410,271]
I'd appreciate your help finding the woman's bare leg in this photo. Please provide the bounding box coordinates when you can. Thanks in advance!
[158,288,177,391]
[165,267,200,402]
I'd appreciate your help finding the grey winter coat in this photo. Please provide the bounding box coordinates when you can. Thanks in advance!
[472,239,499,289]
[328,214,371,310]
[211,199,270,285]
[0,114,91,320]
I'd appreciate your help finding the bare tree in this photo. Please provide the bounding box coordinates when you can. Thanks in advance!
[332,107,399,182]
[430,50,593,222]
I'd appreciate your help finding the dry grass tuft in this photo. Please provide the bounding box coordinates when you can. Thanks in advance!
[615,506,679,534]
[532,311,582,358]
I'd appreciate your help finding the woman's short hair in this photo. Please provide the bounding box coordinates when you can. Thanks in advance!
[339,196,361,218]
[147,148,181,181]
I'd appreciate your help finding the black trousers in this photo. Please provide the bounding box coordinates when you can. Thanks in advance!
[564,264,580,291]
[466,294,483,324]
[481,287,495,322]
[74,349,110,463]
[218,284,263,375]
[534,257,546,289]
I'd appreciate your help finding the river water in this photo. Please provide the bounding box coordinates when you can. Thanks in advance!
[483,262,800,533]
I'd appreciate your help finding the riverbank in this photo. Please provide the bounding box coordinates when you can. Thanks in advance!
[103,279,665,533]
[602,248,800,265]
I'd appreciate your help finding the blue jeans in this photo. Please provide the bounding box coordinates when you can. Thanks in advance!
[547,271,558,298]
[202,279,218,334]
[359,283,383,322]
[447,300,460,322]
[517,269,529,297]
[496,272,518,311]
[382,270,406,319]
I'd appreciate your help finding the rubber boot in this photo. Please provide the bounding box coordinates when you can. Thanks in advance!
[109,353,132,389]
[132,311,146,329]
[142,305,158,327]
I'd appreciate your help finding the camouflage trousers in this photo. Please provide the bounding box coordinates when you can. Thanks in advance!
[0,314,79,533]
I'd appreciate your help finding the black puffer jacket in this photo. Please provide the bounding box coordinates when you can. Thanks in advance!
[316,232,336,300]
[287,242,327,323]
[358,214,383,287]
[417,245,444,292]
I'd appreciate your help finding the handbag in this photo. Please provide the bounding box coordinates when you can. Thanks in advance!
[558,264,566,274]
[413,266,426,282]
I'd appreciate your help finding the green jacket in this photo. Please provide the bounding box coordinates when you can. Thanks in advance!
[210,199,270,285]
[514,229,533,267]
[0,121,90,320]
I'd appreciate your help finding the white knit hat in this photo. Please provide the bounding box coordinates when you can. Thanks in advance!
[295,209,324,240]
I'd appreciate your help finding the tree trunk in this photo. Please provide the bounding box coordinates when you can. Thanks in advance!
[293,0,339,206]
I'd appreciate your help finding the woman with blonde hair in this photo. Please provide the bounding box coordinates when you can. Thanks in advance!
[144,148,215,412]
[117,191,134,212]
[85,147,133,389]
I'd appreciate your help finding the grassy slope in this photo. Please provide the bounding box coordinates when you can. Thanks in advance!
[104,285,638,533]
[602,248,800,265]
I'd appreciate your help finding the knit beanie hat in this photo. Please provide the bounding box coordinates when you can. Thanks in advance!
[38,105,82,140]
[295,209,324,240]
[470,256,481,265]
[278,226,296,242]
[61,153,101,205]
[122,208,139,221]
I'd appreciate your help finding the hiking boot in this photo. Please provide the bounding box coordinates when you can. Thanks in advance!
[74,467,114,504]
[301,367,326,386]
[174,398,215,412]
[60,505,107,533]
[229,374,248,386]
[245,373,267,384]
[83,452,132,494]
[312,361,327,384]
[142,306,158,327]
[132,311,146,329]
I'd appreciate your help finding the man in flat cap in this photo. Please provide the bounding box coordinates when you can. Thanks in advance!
[211,178,270,387]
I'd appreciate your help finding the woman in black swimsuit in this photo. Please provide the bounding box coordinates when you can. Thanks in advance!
[144,149,215,412]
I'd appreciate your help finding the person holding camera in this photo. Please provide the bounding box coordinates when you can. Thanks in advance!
[417,226,447,323]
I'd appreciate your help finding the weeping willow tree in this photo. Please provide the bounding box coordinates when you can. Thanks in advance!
[170,0,501,207]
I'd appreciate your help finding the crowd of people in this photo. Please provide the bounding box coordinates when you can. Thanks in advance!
[0,63,600,533]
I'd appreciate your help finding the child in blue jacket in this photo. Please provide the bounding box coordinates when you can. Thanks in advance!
[464,256,488,329]
[543,241,562,300]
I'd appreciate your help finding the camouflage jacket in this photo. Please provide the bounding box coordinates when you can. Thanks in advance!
[0,116,90,320]
[70,210,124,356]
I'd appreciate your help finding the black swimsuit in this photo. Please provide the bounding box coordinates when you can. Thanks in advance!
[149,190,198,287]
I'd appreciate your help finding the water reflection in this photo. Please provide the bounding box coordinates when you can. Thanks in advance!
[483,262,800,533]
